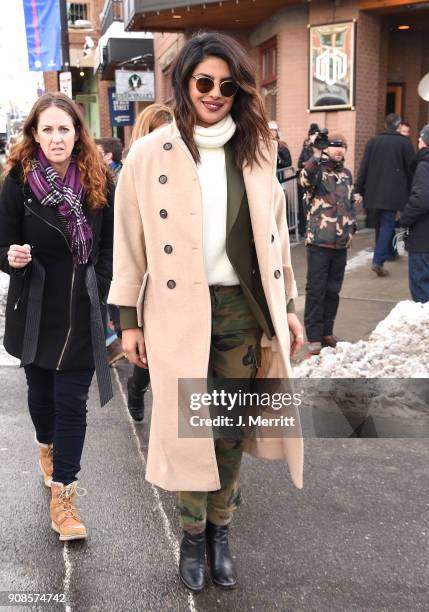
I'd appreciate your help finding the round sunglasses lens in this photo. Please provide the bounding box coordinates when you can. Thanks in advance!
[220,81,238,97]
[195,77,214,94]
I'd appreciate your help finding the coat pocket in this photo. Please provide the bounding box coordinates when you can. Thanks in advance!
[283,264,298,301]
[256,333,277,378]
[136,271,149,328]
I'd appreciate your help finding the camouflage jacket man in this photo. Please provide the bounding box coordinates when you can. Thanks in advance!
[299,156,357,249]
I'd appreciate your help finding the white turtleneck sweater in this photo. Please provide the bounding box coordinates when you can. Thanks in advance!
[194,114,239,286]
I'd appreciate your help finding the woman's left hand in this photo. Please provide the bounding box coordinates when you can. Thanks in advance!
[287,313,304,358]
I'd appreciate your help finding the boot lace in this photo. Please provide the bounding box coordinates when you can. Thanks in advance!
[58,483,87,520]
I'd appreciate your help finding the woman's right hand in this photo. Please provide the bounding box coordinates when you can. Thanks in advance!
[122,328,148,368]
[7,244,32,269]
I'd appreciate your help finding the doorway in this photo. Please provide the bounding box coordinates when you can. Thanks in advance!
[386,84,404,116]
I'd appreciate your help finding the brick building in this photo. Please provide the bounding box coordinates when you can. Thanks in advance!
[43,0,154,142]
[43,0,111,137]
[123,0,429,174]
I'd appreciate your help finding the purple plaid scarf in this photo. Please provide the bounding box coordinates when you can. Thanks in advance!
[27,149,93,264]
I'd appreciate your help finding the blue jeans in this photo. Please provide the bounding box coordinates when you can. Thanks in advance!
[24,365,94,485]
[373,210,396,266]
[408,252,429,303]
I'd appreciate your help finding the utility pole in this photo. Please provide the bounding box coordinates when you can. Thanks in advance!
[59,0,70,70]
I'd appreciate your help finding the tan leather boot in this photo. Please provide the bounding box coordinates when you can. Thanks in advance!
[50,481,87,541]
[38,442,53,487]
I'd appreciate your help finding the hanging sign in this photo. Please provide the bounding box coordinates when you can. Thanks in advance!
[59,72,72,99]
[108,87,135,127]
[115,70,155,102]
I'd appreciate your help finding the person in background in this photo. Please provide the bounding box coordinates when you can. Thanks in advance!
[299,131,356,357]
[356,113,414,277]
[298,123,320,169]
[130,103,173,146]
[0,93,114,541]
[95,137,125,365]
[399,121,411,138]
[268,120,292,171]
[400,124,429,303]
[96,137,123,181]
[124,103,173,422]
[296,123,320,237]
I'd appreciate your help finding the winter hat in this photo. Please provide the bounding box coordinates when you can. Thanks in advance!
[419,124,429,146]
[328,132,347,148]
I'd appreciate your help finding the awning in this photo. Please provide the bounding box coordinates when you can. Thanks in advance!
[124,0,296,32]
[96,36,154,80]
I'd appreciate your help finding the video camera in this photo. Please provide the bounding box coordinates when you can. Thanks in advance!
[313,128,329,150]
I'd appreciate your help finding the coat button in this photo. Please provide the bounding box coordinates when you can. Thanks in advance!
[163,142,172,151]
[271,234,275,243]
[159,175,168,184]
[167,280,176,289]
[27,198,32,203]
[159,209,168,219]
[164,244,173,254]
[274,269,281,279]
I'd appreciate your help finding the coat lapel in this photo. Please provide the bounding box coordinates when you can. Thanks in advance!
[170,120,197,166]
[23,184,96,256]
[225,144,245,236]
[23,185,70,242]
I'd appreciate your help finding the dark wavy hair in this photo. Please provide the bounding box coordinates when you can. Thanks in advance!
[172,32,271,168]
[6,93,109,209]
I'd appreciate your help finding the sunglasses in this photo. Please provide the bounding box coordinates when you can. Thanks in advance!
[191,75,239,98]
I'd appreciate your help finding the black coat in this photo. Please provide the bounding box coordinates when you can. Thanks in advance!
[0,169,114,372]
[277,142,292,170]
[356,130,415,211]
[298,144,313,170]
[400,147,429,253]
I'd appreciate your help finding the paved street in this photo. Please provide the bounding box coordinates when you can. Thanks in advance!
[0,230,427,611]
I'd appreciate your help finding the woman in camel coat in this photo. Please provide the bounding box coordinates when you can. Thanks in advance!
[109,32,304,592]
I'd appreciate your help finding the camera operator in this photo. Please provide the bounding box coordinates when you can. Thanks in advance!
[299,131,357,357]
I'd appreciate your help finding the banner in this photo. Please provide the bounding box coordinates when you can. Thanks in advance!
[115,70,155,102]
[309,21,355,111]
[108,88,135,127]
[23,0,62,72]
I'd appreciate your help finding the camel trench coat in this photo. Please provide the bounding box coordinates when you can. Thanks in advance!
[109,122,303,492]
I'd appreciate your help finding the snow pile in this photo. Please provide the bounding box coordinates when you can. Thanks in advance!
[345,248,373,272]
[0,270,9,293]
[294,300,429,378]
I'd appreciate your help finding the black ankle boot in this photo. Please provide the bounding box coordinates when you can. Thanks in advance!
[179,530,206,592]
[126,378,146,422]
[206,521,237,588]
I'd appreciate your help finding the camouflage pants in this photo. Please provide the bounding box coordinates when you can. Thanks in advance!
[178,285,261,534]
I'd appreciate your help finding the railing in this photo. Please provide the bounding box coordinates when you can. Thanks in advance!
[276,166,300,242]
[101,0,124,35]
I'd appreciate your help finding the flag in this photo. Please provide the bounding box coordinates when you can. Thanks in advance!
[23,0,62,72]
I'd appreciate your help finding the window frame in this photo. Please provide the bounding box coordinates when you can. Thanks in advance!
[260,37,277,87]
